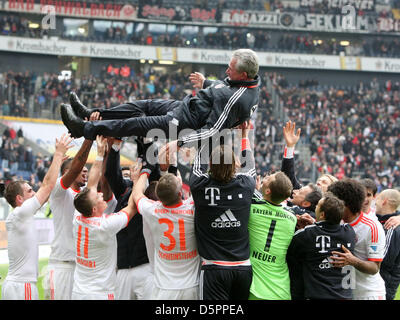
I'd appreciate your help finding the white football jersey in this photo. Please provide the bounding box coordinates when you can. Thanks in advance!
[5,196,41,282]
[72,210,129,295]
[137,197,200,290]
[349,212,386,298]
[104,195,117,215]
[49,177,81,261]
[363,206,377,221]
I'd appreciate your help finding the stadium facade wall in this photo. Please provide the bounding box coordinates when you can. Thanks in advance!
[0,51,59,73]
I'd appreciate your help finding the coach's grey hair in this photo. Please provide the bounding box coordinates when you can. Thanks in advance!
[232,49,259,79]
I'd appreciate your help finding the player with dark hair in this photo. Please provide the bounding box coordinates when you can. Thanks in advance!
[280,121,322,229]
[360,178,378,219]
[289,183,322,216]
[44,137,93,300]
[287,193,356,300]
[328,179,387,300]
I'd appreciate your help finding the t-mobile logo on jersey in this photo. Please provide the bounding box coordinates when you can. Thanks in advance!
[316,235,331,253]
[205,187,220,206]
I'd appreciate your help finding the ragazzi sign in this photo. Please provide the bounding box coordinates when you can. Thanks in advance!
[4,0,138,20]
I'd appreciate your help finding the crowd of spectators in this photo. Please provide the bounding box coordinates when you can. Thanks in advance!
[0,126,49,192]
[0,71,33,118]
[266,72,400,192]
[34,65,194,114]
[0,15,47,38]
[2,10,400,58]
[1,66,195,119]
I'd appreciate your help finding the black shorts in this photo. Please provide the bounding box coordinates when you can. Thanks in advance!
[199,265,252,300]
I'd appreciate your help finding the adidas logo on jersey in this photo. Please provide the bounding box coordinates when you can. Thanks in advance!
[211,210,241,228]
[319,258,333,269]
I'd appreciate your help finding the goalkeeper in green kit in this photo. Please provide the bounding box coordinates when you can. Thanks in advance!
[248,171,296,300]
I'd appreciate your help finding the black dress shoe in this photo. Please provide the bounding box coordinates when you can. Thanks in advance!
[60,103,85,138]
[69,92,92,119]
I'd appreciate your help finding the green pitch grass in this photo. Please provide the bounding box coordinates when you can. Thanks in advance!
[0,259,399,300]
[0,259,49,300]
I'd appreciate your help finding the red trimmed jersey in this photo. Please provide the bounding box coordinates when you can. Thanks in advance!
[72,210,129,295]
[49,177,81,262]
[137,197,200,290]
[5,196,41,283]
[350,212,386,298]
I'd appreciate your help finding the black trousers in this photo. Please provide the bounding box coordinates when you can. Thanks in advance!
[83,99,186,140]
[199,265,252,300]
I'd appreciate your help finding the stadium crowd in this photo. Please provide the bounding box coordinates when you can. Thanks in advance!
[268,72,400,191]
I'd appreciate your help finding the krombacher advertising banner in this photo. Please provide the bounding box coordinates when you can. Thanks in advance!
[1,36,400,73]
[0,36,156,60]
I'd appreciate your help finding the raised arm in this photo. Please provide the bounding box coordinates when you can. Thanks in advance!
[105,138,129,199]
[237,120,256,178]
[99,141,113,202]
[35,133,74,205]
[61,138,93,188]
[122,163,143,221]
[281,120,302,190]
[87,135,108,190]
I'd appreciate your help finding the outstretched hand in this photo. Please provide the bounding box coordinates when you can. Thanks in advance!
[283,120,301,148]
[189,72,205,89]
[130,162,142,184]
[95,135,108,156]
[55,133,74,156]
[159,140,179,171]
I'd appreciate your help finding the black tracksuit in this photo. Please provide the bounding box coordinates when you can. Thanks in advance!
[105,148,149,269]
[189,145,256,300]
[281,156,302,190]
[377,211,400,300]
[281,154,316,219]
[287,221,356,300]
[83,76,260,147]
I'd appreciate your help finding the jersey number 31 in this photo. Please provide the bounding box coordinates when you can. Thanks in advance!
[159,218,187,251]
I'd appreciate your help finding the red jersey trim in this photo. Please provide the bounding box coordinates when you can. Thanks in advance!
[163,201,183,208]
[136,196,146,214]
[368,258,383,262]
[119,210,130,226]
[105,194,114,203]
[60,178,68,190]
[60,178,80,193]
[350,213,364,227]
[361,216,378,243]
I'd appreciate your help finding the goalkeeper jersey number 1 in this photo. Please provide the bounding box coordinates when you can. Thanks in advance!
[248,197,297,300]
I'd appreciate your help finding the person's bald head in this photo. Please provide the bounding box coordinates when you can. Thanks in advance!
[375,189,400,215]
